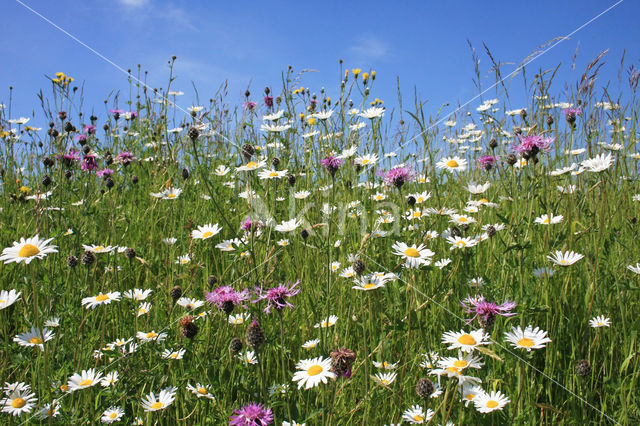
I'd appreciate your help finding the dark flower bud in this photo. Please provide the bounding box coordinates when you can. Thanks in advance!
[478,312,496,331]
[132,175,139,185]
[489,138,498,149]
[246,320,265,349]
[49,128,59,138]
[575,359,592,377]
[287,174,296,187]
[451,226,462,238]
[546,115,554,127]
[81,250,95,266]
[244,90,251,98]
[519,109,527,120]
[42,157,54,168]
[105,178,114,189]
[505,153,518,166]
[125,248,136,259]
[241,143,255,160]
[66,255,78,268]
[230,337,243,353]
[330,347,356,378]
[271,157,280,168]
[407,195,416,206]
[300,229,309,240]
[353,259,366,276]
[415,378,435,400]
[64,121,74,133]
[170,286,182,303]
[181,167,189,180]
[207,275,218,288]
[65,170,73,180]
[42,175,52,187]
[485,225,497,238]
[188,126,200,141]
[58,111,67,121]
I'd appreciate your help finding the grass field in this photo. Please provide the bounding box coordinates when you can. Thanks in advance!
[0,59,639,425]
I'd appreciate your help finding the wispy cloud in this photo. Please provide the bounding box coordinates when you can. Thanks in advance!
[348,35,390,63]
[118,0,148,7]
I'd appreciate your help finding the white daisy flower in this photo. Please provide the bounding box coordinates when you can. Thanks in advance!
[402,405,434,423]
[0,289,21,310]
[504,325,552,351]
[141,387,177,412]
[191,223,222,240]
[474,390,510,413]
[547,250,584,266]
[589,315,611,328]
[0,235,58,264]
[67,368,104,392]
[292,357,336,389]
[13,327,54,351]
[101,406,124,423]
[442,329,491,352]
[186,383,215,400]
[81,292,121,309]
[534,213,564,225]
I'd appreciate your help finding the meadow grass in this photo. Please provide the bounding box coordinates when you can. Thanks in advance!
[0,57,639,425]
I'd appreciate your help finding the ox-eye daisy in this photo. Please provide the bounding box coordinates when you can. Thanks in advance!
[372,372,397,386]
[0,289,21,310]
[535,213,563,225]
[82,292,121,309]
[186,383,215,400]
[504,325,551,351]
[474,390,510,413]
[402,405,434,424]
[292,357,336,389]
[0,235,57,264]
[1,386,37,416]
[590,315,611,328]
[13,327,54,351]
[436,156,467,172]
[547,250,584,266]
[101,406,124,423]
[67,368,104,392]
[391,241,434,268]
[191,223,222,240]
[141,387,177,412]
[442,329,491,352]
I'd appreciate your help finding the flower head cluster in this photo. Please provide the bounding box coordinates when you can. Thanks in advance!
[206,286,250,314]
[513,134,554,158]
[461,295,517,326]
[253,280,300,314]
[380,166,415,189]
[321,155,343,176]
[229,402,273,425]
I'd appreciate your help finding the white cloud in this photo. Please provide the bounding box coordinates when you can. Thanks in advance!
[119,0,148,7]
[348,35,390,62]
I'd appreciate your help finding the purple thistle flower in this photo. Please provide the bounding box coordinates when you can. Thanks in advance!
[63,149,81,162]
[80,155,98,171]
[243,101,257,111]
[264,96,274,108]
[512,134,553,157]
[229,402,273,426]
[478,155,498,171]
[461,295,517,325]
[83,124,96,135]
[241,216,264,232]
[96,168,114,178]
[116,151,136,165]
[380,166,415,189]
[76,134,88,143]
[126,110,138,119]
[562,107,582,117]
[253,280,300,314]
[206,286,250,314]
[321,155,343,176]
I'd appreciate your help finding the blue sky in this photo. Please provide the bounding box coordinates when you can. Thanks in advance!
[1,0,638,124]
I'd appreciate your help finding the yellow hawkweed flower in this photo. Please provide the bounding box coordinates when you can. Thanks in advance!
[19,186,30,194]
[361,72,369,82]
[299,113,305,122]
[352,68,361,77]
[293,87,305,95]
[345,69,349,79]
[306,117,317,126]
[55,72,65,78]
[371,70,376,79]
[375,98,384,104]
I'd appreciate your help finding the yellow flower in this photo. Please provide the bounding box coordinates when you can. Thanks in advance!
[0,131,9,138]
[344,69,349,79]
[293,87,305,95]
[361,72,369,82]
[19,186,30,194]
[55,72,65,78]
[299,113,305,121]
[375,98,384,104]
[371,70,376,79]
[352,68,361,77]
[306,117,317,126]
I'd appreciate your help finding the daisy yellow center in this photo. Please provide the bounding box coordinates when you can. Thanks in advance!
[361,159,370,164]
[308,365,323,376]
[202,231,213,238]
[29,337,43,344]
[479,198,489,203]
[0,300,5,303]
[151,402,164,410]
[453,360,468,368]
[167,193,177,198]
[518,337,535,348]
[18,244,40,258]
[559,259,567,265]
[363,283,376,289]
[95,246,104,251]
[458,334,476,346]
[404,248,420,258]
[60,385,69,392]
[11,398,26,408]
[446,159,459,168]
[413,211,421,218]
[376,195,383,200]
[95,294,110,302]
[146,332,158,339]
[543,218,550,224]
[170,353,178,359]
[486,400,499,409]
[456,241,467,247]
[246,161,258,168]
[79,379,93,386]
[458,217,468,222]
[197,387,207,395]
[269,172,279,177]
[465,393,475,400]
[413,415,425,422]
[417,197,424,202]
[110,412,118,419]
[446,366,459,374]
[381,379,390,385]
